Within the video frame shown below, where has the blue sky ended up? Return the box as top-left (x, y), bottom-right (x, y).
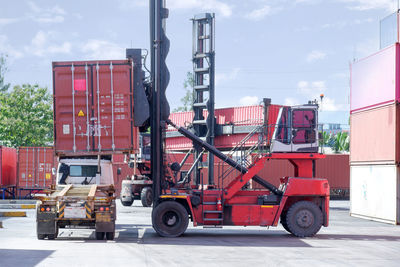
top-left (0, 0), bottom-right (397, 126)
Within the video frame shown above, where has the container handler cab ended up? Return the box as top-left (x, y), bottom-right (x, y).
top-left (36, 156), bottom-right (116, 240)
top-left (144, 0), bottom-right (329, 238)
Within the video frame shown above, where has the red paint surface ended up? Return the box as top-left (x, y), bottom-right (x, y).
top-left (0, 146), bottom-right (17, 187)
top-left (17, 147), bottom-right (57, 189)
top-left (53, 60), bottom-right (139, 155)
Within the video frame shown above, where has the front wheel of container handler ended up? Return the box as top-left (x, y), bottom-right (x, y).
top-left (286, 201), bottom-right (323, 237)
top-left (95, 231), bottom-right (105, 240)
top-left (280, 211), bottom-right (291, 234)
top-left (141, 187), bottom-right (153, 207)
top-left (152, 201), bottom-right (189, 237)
top-left (106, 232), bottom-right (115, 240)
top-left (121, 199), bottom-right (134, 206)
top-left (47, 234), bottom-right (56, 240)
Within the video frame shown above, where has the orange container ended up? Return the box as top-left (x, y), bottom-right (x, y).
top-left (350, 103), bottom-right (400, 164)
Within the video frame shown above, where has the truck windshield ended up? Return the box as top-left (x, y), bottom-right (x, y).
top-left (69, 165), bottom-right (98, 177)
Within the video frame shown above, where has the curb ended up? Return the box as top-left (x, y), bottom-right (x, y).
top-left (0, 204), bottom-right (36, 209)
top-left (0, 211), bottom-right (27, 217)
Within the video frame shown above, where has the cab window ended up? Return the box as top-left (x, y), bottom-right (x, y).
top-left (69, 165), bottom-right (99, 177)
top-left (292, 109), bottom-right (316, 144)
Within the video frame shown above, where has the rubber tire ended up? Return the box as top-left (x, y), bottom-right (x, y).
top-left (152, 201), bottom-right (189, 237)
top-left (121, 199), bottom-right (134, 206)
top-left (95, 231), bottom-right (105, 240)
top-left (47, 234), bottom-right (56, 240)
top-left (141, 187), bottom-right (153, 207)
top-left (106, 232), bottom-right (115, 240)
top-left (286, 201), bottom-right (323, 237)
top-left (280, 212), bottom-right (291, 233)
top-left (37, 233), bottom-right (45, 240)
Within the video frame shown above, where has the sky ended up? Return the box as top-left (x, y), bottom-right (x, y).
top-left (0, 0), bottom-right (398, 127)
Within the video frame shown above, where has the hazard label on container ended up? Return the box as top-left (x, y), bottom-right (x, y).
top-left (78, 110), bottom-right (85, 117)
top-left (63, 124), bottom-right (70, 134)
top-left (45, 173), bottom-right (51, 180)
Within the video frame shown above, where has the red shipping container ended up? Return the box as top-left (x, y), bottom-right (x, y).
top-left (166, 104), bottom-right (282, 150)
top-left (17, 147), bottom-right (56, 189)
top-left (0, 146), bottom-right (17, 187)
top-left (53, 60), bottom-right (139, 155)
top-left (350, 103), bottom-right (400, 164)
top-left (351, 44), bottom-right (400, 113)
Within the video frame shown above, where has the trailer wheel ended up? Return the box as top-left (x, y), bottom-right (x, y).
top-left (95, 231), bottom-right (105, 240)
top-left (37, 233), bottom-right (45, 240)
top-left (286, 201), bottom-right (323, 237)
top-left (121, 199), bottom-right (134, 206)
top-left (106, 232), bottom-right (115, 240)
top-left (152, 201), bottom-right (189, 237)
top-left (141, 187), bottom-right (153, 207)
top-left (47, 234), bottom-right (56, 240)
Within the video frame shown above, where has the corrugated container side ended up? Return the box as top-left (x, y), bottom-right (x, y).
top-left (17, 147), bottom-right (56, 189)
top-left (112, 163), bottom-right (132, 197)
top-left (350, 164), bottom-right (399, 224)
top-left (0, 146), bottom-right (17, 187)
top-left (253, 155), bottom-right (349, 193)
top-left (351, 43), bottom-right (399, 113)
top-left (166, 105), bottom-right (282, 150)
top-left (350, 103), bottom-right (400, 163)
top-left (53, 60), bottom-right (139, 155)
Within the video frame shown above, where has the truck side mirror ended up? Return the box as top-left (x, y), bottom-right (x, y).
top-left (52, 168), bottom-right (56, 175)
top-left (117, 168), bottom-right (122, 175)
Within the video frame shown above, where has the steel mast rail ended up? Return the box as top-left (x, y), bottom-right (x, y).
top-left (166, 119), bottom-right (283, 195)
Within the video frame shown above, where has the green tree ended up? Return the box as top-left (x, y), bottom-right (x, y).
top-left (0, 84), bottom-right (53, 147)
top-left (0, 54), bottom-right (10, 92)
top-left (173, 71), bottom-right (194, 112)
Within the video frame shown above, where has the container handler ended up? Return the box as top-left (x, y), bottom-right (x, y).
top-left (36, 157), bottom-right (116, 240)
top-left (146, 0), bottom-right (330, 238)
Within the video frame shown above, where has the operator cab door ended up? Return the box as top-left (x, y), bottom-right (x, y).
top-left (271, 105), bottom-right (319, 153)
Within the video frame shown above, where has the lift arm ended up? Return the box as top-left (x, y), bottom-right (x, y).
top-left (167, 120), bottom-right (283, 195)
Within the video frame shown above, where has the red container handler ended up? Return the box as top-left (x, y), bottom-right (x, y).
top-left (17, 147), bottom-right (57, 197)
top-left (0, 146), bottom-right (17, 186)
top-left (53, 60), bottom-right (139, 156)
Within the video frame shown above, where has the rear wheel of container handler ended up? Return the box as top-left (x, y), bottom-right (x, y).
top-left (286, 201), bottom-right (323, 237)
top-left (121, 199), bottom-right (134, 206)
top-left (141, 187), bottom-right (153, 207)
top-left (152, 201), bottom-right (189, 237)
top-left (106, 232), bottom-right (115, 240)
top-left (95, 231), bottom-right (105, 240)
top-left (37, 233), bottom-right (45, 240)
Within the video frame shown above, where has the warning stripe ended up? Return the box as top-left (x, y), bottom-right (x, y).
top-left (59, 202), bottom-right (65, 218)
top-left (85, 203), bottom-right (92, 219)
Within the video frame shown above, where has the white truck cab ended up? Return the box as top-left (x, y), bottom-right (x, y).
top-left (56, 158), bottom-right (114, 186)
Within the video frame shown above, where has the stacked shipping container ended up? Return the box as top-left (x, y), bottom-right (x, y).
top-left (0, 146), bottom-right (17, 198)
top-left (350, 43), bottom-right (400, 224)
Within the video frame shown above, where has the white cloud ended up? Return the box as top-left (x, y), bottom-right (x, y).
top-left (216, 68), bottom-right (240, 85)
top-left (82, 40), bottom-right (125, 59)
top-left (0, 18), bottom-right (20, 26)
top-left (245, 5), bottom-right (272, 20)
top-left (25, 31), bottom-right (71, 57)
top-left (284, 97), bottom-right (300, 106)
top-left (121, 0), bottom-right (233, 17)
top-left (339, 0), bottom-right (395, 11)
top-left (297, 80), bottom-right (327, 95)
top-left (320, 96), bottom-right (343, 111)
top-left (27, 1), bottom-right (66, 24)
top-left (0, 35), bottom-right (23, 59)
top-left (239, 96), bottom-right (259, 106)
top-left (354, 38), bottom-right (379, 59)
top-left (306, 50), bottom-right (326, 62)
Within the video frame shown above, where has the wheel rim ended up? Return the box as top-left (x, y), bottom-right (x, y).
top-left (295, 209), bottom-right (314, 228)
top-left (162, 211), bottom-right (180, 227)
